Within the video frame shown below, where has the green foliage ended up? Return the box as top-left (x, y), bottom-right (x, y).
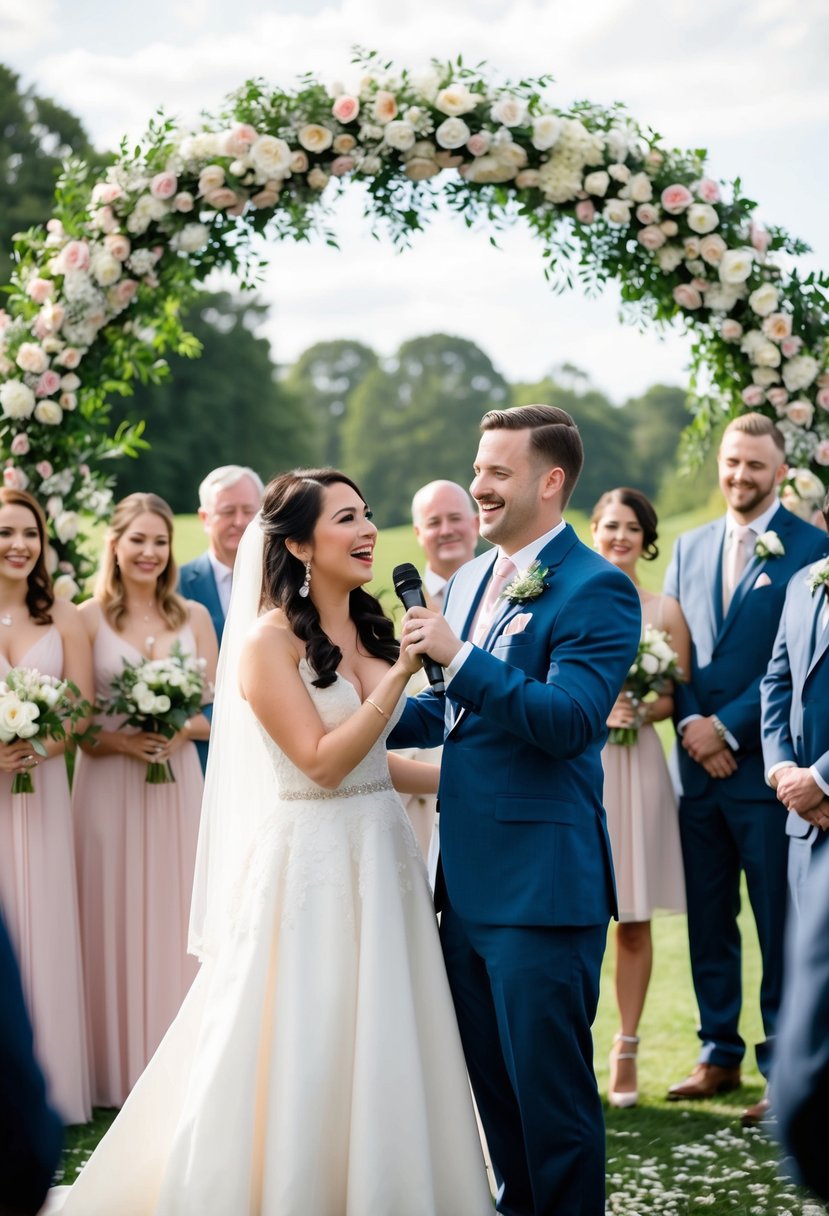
top-left (284, 339), bottom-right (379, 467)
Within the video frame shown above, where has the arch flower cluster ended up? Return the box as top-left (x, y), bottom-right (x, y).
top-left (1, 52), bottom-right (827, 582)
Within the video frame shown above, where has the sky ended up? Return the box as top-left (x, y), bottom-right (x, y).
top-left (1, 0), bottom-right (827, 403)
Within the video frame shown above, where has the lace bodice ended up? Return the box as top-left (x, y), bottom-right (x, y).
top-left (256, 658), bottom-right (403, 800)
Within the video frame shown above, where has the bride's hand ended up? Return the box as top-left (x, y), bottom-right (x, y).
top-left (607, 692), bottom-right (639, 729)
top-left (397, 633), bottom-right (423, 677)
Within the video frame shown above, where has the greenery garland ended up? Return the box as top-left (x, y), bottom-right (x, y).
top-left (1, 50), bottom-right (828, 585)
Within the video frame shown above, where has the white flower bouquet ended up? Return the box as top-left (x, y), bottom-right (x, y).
top-left (0, 666), bottom-right (91, 794)
top-left (609, 625), bottom-right (684, 747)
top-left (103, 642), bottom-right (207, 784)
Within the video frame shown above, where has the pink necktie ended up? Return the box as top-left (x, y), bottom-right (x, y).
top-left (472, 556), bottom-right (516, 645)
top-left (723, 525), bottom-right (751, 613)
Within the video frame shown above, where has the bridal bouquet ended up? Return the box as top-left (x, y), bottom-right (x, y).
top-left (609, 625), bottom-right (684, 747)
top-left (103, 643), bottom-right (207, 784)
top-left (0, 667), bottom-right (91, 794)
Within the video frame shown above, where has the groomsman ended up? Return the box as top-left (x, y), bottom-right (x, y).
top-left (664, 413), bottom-right (829, 1124)
top-left (179, 465), bottom-right (263, 769)
top-left (761, 489), bottom-right (829, 918)
top-left (398, 480), bottom-right (479, 863)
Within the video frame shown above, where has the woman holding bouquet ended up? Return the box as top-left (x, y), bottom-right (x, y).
top-left (591, 487), bottom-right (690, 1108)
top-left (73, 492), bottom-right (217, 1108)
top-left (0, 487), bottom-right (93, 1124)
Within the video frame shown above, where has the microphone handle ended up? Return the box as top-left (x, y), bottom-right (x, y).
top-left (398, 587), bottom-right (446, 696)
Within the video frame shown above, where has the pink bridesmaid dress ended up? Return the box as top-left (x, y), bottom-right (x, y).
top-left (0, 626), bottom-right (91, 1124)
top-left (72, 619), bottom-right (204, 1108)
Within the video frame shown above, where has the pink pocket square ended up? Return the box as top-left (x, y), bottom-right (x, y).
top-left (753, 572), bottom-right (772, 589)
top-left (503, 612), bottom-right (533, 636)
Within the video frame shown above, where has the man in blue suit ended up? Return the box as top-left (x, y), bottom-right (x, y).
top-left (391, 405), bottom-right (641, 1216)
top-left (664, 413), bottom-right (829, 1122)
top-left (179, 465), bottom-right (263, 769)
top-left (761, 490), bottom-right (829, 918)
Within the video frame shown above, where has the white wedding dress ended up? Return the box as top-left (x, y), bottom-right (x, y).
top-left (48, 660), bottom-right (492, 1216)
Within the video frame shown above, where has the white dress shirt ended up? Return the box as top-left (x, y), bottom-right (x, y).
top-left (207, 551), bottom-right (233, 617)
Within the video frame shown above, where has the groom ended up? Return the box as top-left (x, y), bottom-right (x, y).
top-left (390, 405), bottom-right (641, 1216)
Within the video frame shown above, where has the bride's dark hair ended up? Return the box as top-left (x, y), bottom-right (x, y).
top-left (260, 469), bottom-right (399, 687)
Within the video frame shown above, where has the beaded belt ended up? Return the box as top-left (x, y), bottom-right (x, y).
top-left (279, 777), bottom-right (394, 802)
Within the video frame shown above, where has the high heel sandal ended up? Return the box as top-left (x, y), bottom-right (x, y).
top-left (608, 1033), bottom-right (639, 1109)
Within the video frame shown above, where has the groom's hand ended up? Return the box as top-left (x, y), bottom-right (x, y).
top-left (402, 607), bottom-right (462, 668)
top-left (682, 716), bottom-right (730, 762)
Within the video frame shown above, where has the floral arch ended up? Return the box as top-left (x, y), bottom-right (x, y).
top-left (1, 52), bottom-right (828, 587)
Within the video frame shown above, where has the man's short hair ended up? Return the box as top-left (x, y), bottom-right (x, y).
top-left (480, 404), bottom-right (584, 507)
top-left (198, 465), bottom-right (264, 512)
top-left (410, 480), bottom-right (476, 526)
top-left (722, 412), bottom-right (786, 457)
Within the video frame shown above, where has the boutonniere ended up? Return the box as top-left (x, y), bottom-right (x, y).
top-left (755, 530), bottom-right (784, 559)
top-left (807, 556), bottom-right (829, 595)
top-left (501, 561), bottom-right (549, 603)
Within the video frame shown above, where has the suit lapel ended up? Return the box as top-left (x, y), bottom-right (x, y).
top-left (807, 590), bottom-right (829, 679)
top-left (708, 519), bottom-right (726, 639)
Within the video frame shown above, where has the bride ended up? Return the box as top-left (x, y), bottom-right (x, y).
top-left (48, 469), bottom-right (492, 1215)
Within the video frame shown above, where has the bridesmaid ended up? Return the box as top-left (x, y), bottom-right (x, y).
top-left (73, 492), bottom-right (218, 1107)
top-left (0, 487), bottom-right (93, 1124)
top-left (591, 487), bottom-right (690, 1108)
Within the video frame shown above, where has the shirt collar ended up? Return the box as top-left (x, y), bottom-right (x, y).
top-left (726, 499), bottom-right (779, 541)
top-left (498, 519), bottom-right (567, 576)
top-left (207, 550), bottom-right (233, 586)
top-left (423, 566), bottom-right (448, 599)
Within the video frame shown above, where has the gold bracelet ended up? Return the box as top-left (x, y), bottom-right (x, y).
top-left (365, 697), bottom-right (390, 722)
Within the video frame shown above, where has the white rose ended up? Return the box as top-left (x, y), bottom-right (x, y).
top-left (298, 124), bottom-right (334, 153)
top-left (137, 693), bottom-right (156, 714)
top-left (383, 120), bottom-right (416, 151)
top-left (686, 203), bottom-right (719, 234)
top-left (53, 574), bottom-right (79, 600)
top-left (250, 135), bottom-right (292, 179)
top-left (435, 117), bottom-right (471, 150)
top-left (404, 157), bottom-right (441, 182)
top-left (603, 198), bottom-right (632, 226)
top-left (583, 170), bottom-right (609, 197)
top-left (153, 695), bottom-right (171, 714)
top-left (782, 354), bottom-right (820, 393)
top-left (608, 163), bottom-right (631, 183)
top-left (54, 510), bottom-right (80, 542)
top-left (307, 168), bottom-right (329, 190)
top-left (491, 95), bottom-right (526, 127)
top-left (705, 283), bottom-right (745, 312)
top-left (16, 720), bottom-right (39, 739)
top-left (639, 652), bottom-right (660, 676)
top-left (90, 249), bottom-right (121, 287)
top-left (719, 248), bottom-right (754, 284)
top-left (0, 380), bottom-right (36, 419)
top-left (627, 172), bottom-right (653, 203)
top-left (752, 367), bottom-right (781, 387)
top-left (531, 114), bottom-right (562, 151)
top-left (33, 400), bottom-right (63, 426)
top-left (461, 155), bottom-right (516, 184)
top-left (786, 399), bottom-right (815, 428)
top-left (748, 283), bottom-right (779, 317)
top-left (434, 82), bottom-right (476, 117)
top-left (720, 319), bottom-right (743, 342)
top-left (753, 341), bottom-right (782, 368)
top-left (197, 164), bottom-right (225, 194)
top-left (793, 468), bottom-right (825, 500)
top-left (699, 234), bottom-right (727, 265)
top-left (174, 223), bottom-right (210, 253)
top-left (656, 245), bottom-right (685, 273)
top-left (16, 342), bottom-right (48, 374)
top-left (0, 698), bottom-right (25, 734)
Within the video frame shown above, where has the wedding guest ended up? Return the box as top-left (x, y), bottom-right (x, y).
top-left (179, 465), bottom-right (262, 770)
top-left (0, 487), bottom-right (92, 1125)
top-left (591, 488), bottom-right (689, 1108)
top-left (761, 489), bottom-right (829, 919)
top-left (398, 480), bottom-right (478, 863)
top-left (0, 907), bottom-right (62, 1216)
top-left (73, 492), bottom-right (218, 1107)
top-left (664, 414), bottom-right (829, 1125)
top-left (46, 470), bottom-right (491, 1215)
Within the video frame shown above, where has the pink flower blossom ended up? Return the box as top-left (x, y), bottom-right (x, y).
top-left (290, 151), bottom-right (310, 174)
top-left (672, 283), bottom-right (702, 310)
top-left (750, 222), bottom-right (771, 254)
top-left (466, 132), bottom-right (490, 157)
top-left (26, 277), bottom-right (54, 304)
top-left (721, 319), bottom-right (743, 342)
top-left (204, 187), bottom-right (240, 210)
top-left (251, 189), bottom-right (280, 209)
top-left (223, 123), bottom-right (258, 156)
top-left (574, 199), bottom-right (596, 224)
top-left (741, 384), bottom-right (765, 406)
top-left (638, 225), bottom-right (667, 251)
top-left (108, 278), bottom-right (138, 310)
top-left (35, 370), bottom-right (61, 398)
top-left (36, 460), bottom-right (53, 479)
top-left (816, 441), bottom-right (829, 467)
top-left (697, 178), bottom-right (721, 203)
top-left (10, 433), bottom-right (29, 456)
top-left (150, 171), bottom-right (178, 200)
top-left (781, 336), bottom-right (804, 358)
top-left (332, 95), bottom-right (359, 123)
top-left (91, 182), bottom-right (124, 206)
top-left (816, 388), bottom-right (829, 410)
top-left (56, 347), bottom-right (81, 369)
top-left (766, 387), bottom-right (789, 410)
top-left (635, 203), bottom-right (659, 225)
top-left (330, 156), bottom-right (355, 177)
top-left (104, 234), bottom-right (131, 261)
top-left (3, 466), bottom-right (27, 490)
top-left (56, 240), bottom-right (90, 273)
top-left (173, 192), bottom-right (195, 213)
top-left (661, 184), bottom-right (694, 215)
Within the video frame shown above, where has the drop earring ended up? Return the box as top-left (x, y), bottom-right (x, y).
top-left (299, 560), bottom-right (311, 598)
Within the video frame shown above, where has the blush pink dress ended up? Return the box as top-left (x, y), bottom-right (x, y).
top-left (72, 618), bottom-right (204, 1108)
top-left (601, 594), bottom-right (686, 922)
top-left (0, 626), bottom-right (91, 1124)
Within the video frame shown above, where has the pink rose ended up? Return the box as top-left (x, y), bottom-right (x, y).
top-left (79, 464), bottom-right (90, 477)
top-left (466, 132), bottom-right (490, 157)
top-left (372, 91), bottom-right (398, 124)
top-left (816, 441), bottom-right (829, 467)
top-left (150, 171), bottom-right (178, 200)
top-left (333, 134), bottom-right (356, 154)
top-left (57, 240), bottom-right (90, 273)
top-left (672, 283), bottom-right (703, 310)
top-left (59, 391), bottom-right (77, 411)
top-left (16, 343), bottom-right (48, 374)
top-left (766, 387), bottom-right (789, 410)
top-left (56, 347), bottom-right (81, 369)
top-left (816, 388), bottom-right (829, 410)
top-left (92, 205), bottom-right (119, 234)
top-left (781, 336), bottom-right (803, 358)
top-left (26, 278), bottom-right (54, 304)
top-left (660, 220), bottom-right (679, 237)
top-left (290, 151), bottom-right (310, 174)
top-left (574, 199), bottom-right (596, 224)
top-left (204, 187), bottom-right (240, 210)
top-left (10, 433), bottom-right (29, 456)
top-left (35, 370), bottom-right (61, 397)
top-left (699, 234), bottom-right (727, 265)
top-left (762, 313), bottom-right (792, 342)
top-left (750, 222), bottom-right (770, 254)
top-left (638, 225), bottom-right (667, 251)
top-left (91, 182), bottom-right (123, 206)
top-left (741, 384), bottom-right (765, 406)
top-left (3, 467), bottom-right (27, 490)
top-left (250, 189), bottom-right (280, 209)
top-left (332, 95), bottom-right (359, 123)
top-left (697, 177), bottom-right (721, 203)
top-left (36, 460), bottom-right (53, 479)
top-left (721, 319), bottom-right (743, 342)
top-left (173, 192), bottom-right (195, 213)
top-left (661, 184), bottom-right (694, 215)
top-left (330, 156), bottom-right (355, 177)
top-left (109, 278), bottom-right (138, 309)
top-left (222, 123), bottom-right (258, 156)
top-left (635, 203), bottom-right (659, 225)
top-left (104, 233), bottom-right (131, 261)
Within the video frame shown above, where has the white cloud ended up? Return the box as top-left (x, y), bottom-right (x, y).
top-left (0, 0), bottom-right (56, 53)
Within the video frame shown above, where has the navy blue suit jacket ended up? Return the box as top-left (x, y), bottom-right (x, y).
top-left (762, 563), bottom-right (829, 841)
top-left (664, 505), bottom-right (829, 801)
top-left (178, 552), bottom-right (223, 770)
top-left (389, 524), bottom-right (641, 927)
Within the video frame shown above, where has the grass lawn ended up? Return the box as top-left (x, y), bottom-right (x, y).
top-left (61, 503), bottom-right (825, 1210)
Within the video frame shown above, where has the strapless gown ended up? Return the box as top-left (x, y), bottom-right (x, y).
top-left (71, 619), bottom-right (203, 1107)
top-left (48, 660), bottom-right (492, 1214)
top-left (0, 626), bottom-right (91, 1124)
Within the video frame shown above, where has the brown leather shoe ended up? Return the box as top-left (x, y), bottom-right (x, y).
top-left (740, 1094), bottom-right (771, 1127)
top-left (667, 1063), bottom-right (742, 1100)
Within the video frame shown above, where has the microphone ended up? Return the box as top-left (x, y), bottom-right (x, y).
top-left (392, 563), bottom-right (446, 696)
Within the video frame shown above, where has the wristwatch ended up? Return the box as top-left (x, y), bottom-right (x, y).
top-left (710, 714), bottom-right (728, 742)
